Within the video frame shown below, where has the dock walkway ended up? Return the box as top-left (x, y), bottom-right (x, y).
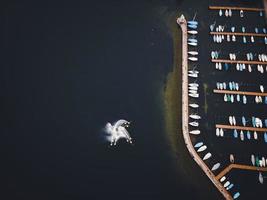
top-left (177, 15), bottom-right (232, 200)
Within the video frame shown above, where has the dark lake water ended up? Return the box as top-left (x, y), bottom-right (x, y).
top-left (1, 0), bottom-right (266, 199)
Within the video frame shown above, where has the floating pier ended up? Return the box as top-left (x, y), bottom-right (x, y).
top-left (210, 31), bottom-right (267, 37)
top-left (213, 89), bottom-right (267, 97)
top-left (209, 6), bottom-right (264, 12)
top-left (211, 59), bottom-right (267, 65)
top-left (216, 124), bottom-right (267, 132)
top-left (216, 163), bottom-right (267, 180)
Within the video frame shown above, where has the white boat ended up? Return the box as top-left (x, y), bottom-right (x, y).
top-left (189, 93), bottom-right (199, 98)
top-left (189, 114), bottom-right (201, 120)
top-left (220, 176), bottom-right (226, 182)
top-left (189, 121), bottom-right (199, 127)
top-left (188, 57), bottom-right (198, 61)
top-left (188, 51), bottom-right (198, 56)
top-left (230, 154), bottom-right (234, 163)
top-left (189, 86), bottom-right (198, 91)
top-left (243, 95), bottom-right (247, 104)
top-left (259, 172), bottom-right (264, 184)
top-left (219, 9), bottom-right (222, 16)
top-left (248, 64), bottom-right (252, 72)
top-left (224, 94), bottom-right (227, 102)
top-left (211, 163), bottom-right (220, 171)
top-left (189, 83), bottom-right (199, 87)
top-left (262, 157), bottom-right (266, 167)
top-left (254, 131), bottom-right (258, 140)
top-left (188, 42), bottom-right (197, 46)
top-left (188, 30), bottom-right (198, 35)
top-left (224, 181), bottom-right (230, 188)
top-left (229, 116), bottom-right (233, 125)
top-left (232, 116), bottom-right (236, 125)
top-left (203, 152), bottom-right (212, 160)
top-left (194, 142), bottom-right (203, 148)
top-left (188, 70), bottom-right (199, 74)
top-left (188, 73), bottom-right (198, 78)
top-left (189, 103), bottom-right (199, 108)
top-left (240, 130), bottom-right (244, 141)
top-left (197, 145), bottom-right (207, 152)
top-left (223, 82), bottom-right (227, 90)
top-left (233, 192), bottom-right (240, 199)
top-left (251, 154), bottom-right (255, 166)
top-left (190, 130), bottom-right (201, 135)
top-left (260, 85), bottom-right (264, 93)
top-left (230, 95), bottom-right (234, 103)
top-left (216, 128), bottom-right (220, 136)
top-left (189, 90), bottom-right (198, 94)
top-left (219, 128), bottom-right (224, 137)
top-left (259, 160), bottom-right (263, 167)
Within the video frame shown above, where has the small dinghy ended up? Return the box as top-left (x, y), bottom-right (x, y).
top-left (194, 142), bottom-right (203, 148)
top-left (203, 152), bottom-right (212, 160)
top-left (197, 145), bottom-right (207, 152)
top-left (211, 163), bottom-right (220, 171)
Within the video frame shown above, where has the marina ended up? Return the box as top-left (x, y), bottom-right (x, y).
top-left (178, 1), bottom-right (267, 199)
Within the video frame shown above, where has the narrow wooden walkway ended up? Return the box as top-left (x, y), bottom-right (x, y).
top-left (211, 59), bottom-right (267, 65)
top-left (216, 164), bottom-right (267, 180)
top-left (210, 31), bottom-right (267, 37)
top-left (209, 6), bottom-right (264, 12)
top-left (216, 124), bottom-right (267, 132)
top-left (213, 89), bottom-right (267, 97)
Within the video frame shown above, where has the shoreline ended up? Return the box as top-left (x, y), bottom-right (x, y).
top-left (176, 15), bottom-right (233, 200)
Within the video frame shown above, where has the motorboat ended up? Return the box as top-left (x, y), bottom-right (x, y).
top-left (189, 93), bottom-right (199, 98)
top-left (233, 129), bottom-right (238, 138)
top-left (188, 57), bottom-right (198, 61)
top-left (233, 192), bottom-right (240, 199)
top-left (252, 116), bottom-right (256, 127)
top-left (203, 152), bottom-right (212, 160)
top-left (224, 181), bottom-right (230, 188)
top-left (254, 131), bottom-right (258, 140)
top-left (229, 116), bottom-right (233, 125)
top-left (226, 183), bottom-right (234, 191)
top-left (189, 121), bottom-right (199, 127)
top-left (220, 176), bottom-right (226, 182)
top-left (188, 70), bottom-right (199, 74)
top-left (231, 26), bottom-right (235, 32)
top-left (230, 154), bottom-right (234, 163)
top-left (235, 83), bottom-right (239, 90)
top-left (259, 172), bottom-right (264, 184)
top-left (240, 130), bottom-right (244, 141)
top-left (211, 163), bottom-right (220, 171)
top-left (216, 82), bottom-right (220, 89)
top-left (188, 42), bottom-right (197, 47)
top-left (242, 116), bottom-right (246, 126)
top-left (219, 128), bottom-right (224, 137)
top-left (248, 64), bottom-right (252, 72)
top-left (188, 51), bottom-right (198, 56)
top-left (189, 114), bottom-right (201, 120)
top-left (223, 82), bottom-right (227, 90)
top-left (216, 128), bottom-right (220, 137)
top-left (197, 145), bottom-right (207, 152)
top-left (189, 83), bottom-right (199, 87)
top-left (246, 131), bottom-right (251, 140)
top-left (189, 103), bottom-right (199, 108)
top-left (190, 130), bottom-right (201, 135)
top-left (229, 82), bottom-right (233, 90)
top-left (188, 30), bottom-right (198, 35)
top-left (194, 142), bottom-right (203, 148)
top-left (251, 154), bottom-right (255, 166)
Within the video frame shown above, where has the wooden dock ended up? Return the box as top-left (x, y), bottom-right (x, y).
top-left (210, 31), bottom-right (267, 37)
top-left (177, 15), bottom-right (233, 200)
top-left (213, 89), bottom-right (267, 97)
top-left (216, 164), bottom-right (267, 180)
top-left (216, 124), bottom-right (267, 132)
top-left (209, 6), bottom-right (264, 12)
top-left (211, 59), bottom-right (267, 65)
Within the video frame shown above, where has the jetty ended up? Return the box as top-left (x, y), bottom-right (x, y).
top-left (216, 163), bottom-right (267, 180)
top-left (177, 15), bottom-right (232, 200)
top-left (216, 124), bottom-right (267, 132)
top-left (210, 32), bottom-right (267, 37)
top-left (213, 89), bottom-right (267, 97)
top-left (208, 6), bottom-right (264, 12)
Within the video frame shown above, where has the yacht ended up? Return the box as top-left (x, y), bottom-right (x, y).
top-left (189, 93), bottom-right (199, 98)
top-left (189, 114), bottom-right (201, 120)
top-left (188, 57), bottom-right (198, 61)
top-left (203, 152), bottom-right (212, 161)
top-left (194, 142), bottom-right (203, 148)
top-left (251, 154), bottom-right (255, 166)
top-left (188, 30), bottom-right (198, 35)
top-left (188, 51), bottom-right (198, 56)
top-left (211, 163), bottom-right (220, 171)
top-left (190, 130), bottom-right (201, 135)
top-left (189, 121), bottom-right (199, 127)
top-left (189, 103), bottom-right (199, 108)
top-left (197, 145), bottom-right (207, 152)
